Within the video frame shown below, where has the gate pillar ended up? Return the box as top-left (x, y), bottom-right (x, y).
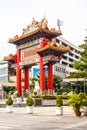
top-left (16, 48), bottom-right (21, 95)
top-left (39, 54), bottom-right (45, 93)
top-left (48, 62), bottom-right (53, 94)
top-left (24, 66), bottom-right (29, 91)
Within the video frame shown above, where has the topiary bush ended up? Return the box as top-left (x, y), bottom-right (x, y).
top-left (16, 92), bottom-right (21, 98)
top-left (56, 95), bottom-right (63, 107)
top-left (23, 92), bottom-right (28, 98)
top-left (6, 96), bottom-right (13, 105)
top-left (26, 97), bottom-right (34, 106)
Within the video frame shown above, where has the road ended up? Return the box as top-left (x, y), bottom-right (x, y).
top-left (0, 107), bottom-right (87, 130)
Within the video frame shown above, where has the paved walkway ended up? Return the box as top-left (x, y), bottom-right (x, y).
top-left (0, 106), bottom-right (87, 130)
top-left (0, 106), bottom-right (75, 116)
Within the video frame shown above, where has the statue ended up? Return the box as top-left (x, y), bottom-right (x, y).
top-left (31, 17), bottom-right (37, 28)
top-left (34, 81), bottom-right (40, 94)
top-left (40, 14), bottom-right (48, 29)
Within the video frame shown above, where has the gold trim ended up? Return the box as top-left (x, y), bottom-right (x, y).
top-left (8, 28), bottom-right (62, 43)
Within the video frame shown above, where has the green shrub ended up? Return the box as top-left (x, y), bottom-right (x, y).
top-left (26, 97), bottom-right (34, 106)
top-left (57, 87), bottom-right (71, 95)
top-left (23, 92), bottom-right (28, 98)
top-left (6, 96), bottom-right (13, 105)
top-left (42, 94), bottom-right (56, 99)
top-left (56, 95), bottom-right (63, 107)
top-left (3, 86), bottom-right (15, 94)
top-left (32, 95), bottom-right (41, 98)
top-left (33, 91), bottom-right (37, 96)
top-left (67, 92), bottom-right (87, 116)
top-left (16, 92), bottom-right (21, 97)
top-left (61, 95), bottom-right (70, 99)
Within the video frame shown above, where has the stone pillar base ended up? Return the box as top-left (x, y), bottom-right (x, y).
top-left (40, 90), bottom-right (45, 95)
top-left (48, 89), bottom-right (53, 94)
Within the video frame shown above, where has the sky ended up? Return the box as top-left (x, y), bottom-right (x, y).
top-left (0, 0), bottom-right (87, 60)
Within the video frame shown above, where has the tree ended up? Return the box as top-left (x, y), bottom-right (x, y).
top-left (73, 36), bottom-right (87, 73)
top-left (3, 86), bottom-right (16, 97)
top-left (53, 75), bottom-right (62, 92)
top-left (68, 71), bottom-right (87, 78)
top-left (30, 74), bottom-right (62, 92)
top-left (72, 36), bottom-right (87, 93)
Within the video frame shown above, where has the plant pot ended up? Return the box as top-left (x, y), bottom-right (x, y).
top-left (23, 98), bottom-right (27, 103)
top-left (26, 106), bottom-right (33, 114)
top-left (56, 106), bottom-right (63, 115)
top-left (74, 108), bottom-right (81, 117)
top-left (6, 105), bottom-right (13, 113)
top-left (16, 98), bottom-right (22, 103)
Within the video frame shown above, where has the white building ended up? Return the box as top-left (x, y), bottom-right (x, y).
top-left (0, 61), bottom-right (16, 82)
top-left (0, 61), bottom-right (8, 82)
top-left (53, 36), bottom-right (81, 78)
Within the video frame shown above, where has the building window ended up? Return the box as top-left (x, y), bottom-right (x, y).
top-left (0, 76), bottom-right (8, 82)
top-left (69, 52), bottom-right (73, 57)
top-left (0, 67), bottom-right (8, 75)
top-left (69, 58), bottom-right (74, 62)
top-left (62, 55), bottom-right (67, 60)
top-left (75, 55), bottom-right (79, 59)
top-left (62, 61), bottom-right (68, 66)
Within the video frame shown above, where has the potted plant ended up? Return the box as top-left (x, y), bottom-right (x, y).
top-left (26, 97), bottom-right (34, 114)
top-left (6, 96), bottom-right (13, 113)
top-left (23, 92), bottom-right (28, 103)
top-left (16, 92), bottom-right (21, 97)
top-left (67, 92), bottom-right (87, 117)
top-left (16, 92), bottom-right (21, 103)
top-left (56, 95), bottom-right (63, 115)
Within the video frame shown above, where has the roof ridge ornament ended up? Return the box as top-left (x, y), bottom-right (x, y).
top-left (8, 17), bottom-right (62, 43)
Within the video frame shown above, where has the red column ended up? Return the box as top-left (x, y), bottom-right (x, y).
top-left (48, 62), bottom-right (53, 94)
top-left (24, 66), bottom-right (29, 91)
top-left (39, 54), bottom-right (45, 93)
top-left (16, 48), bottom-right (21, 95)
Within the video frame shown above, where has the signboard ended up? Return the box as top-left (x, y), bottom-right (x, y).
top-left (21, 45), bottom-right (39, 65)
top-left (42, 99), bottom-right (56, 106)
top-left (54, 63), bottom-right (66, 78)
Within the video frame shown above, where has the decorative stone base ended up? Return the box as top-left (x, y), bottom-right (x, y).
top-left (42, 98), bottom-right (56, 106)
top-left (33, 98), bottom-right (56, 106)
top-left (33, 98), bottom-right (42, 106)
